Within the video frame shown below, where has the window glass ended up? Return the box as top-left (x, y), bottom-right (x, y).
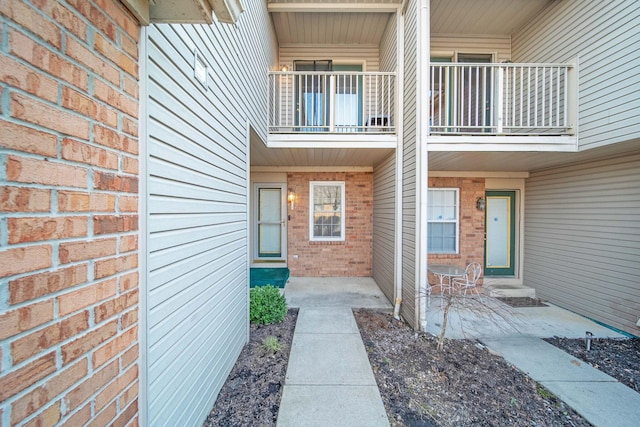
top-left (310, 182), bottom-right (345, 241)
top-left (427, 188), bottom-right (459, 253)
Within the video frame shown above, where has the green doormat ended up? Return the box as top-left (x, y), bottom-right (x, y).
top-left (250, 268), bottom-right (290, 288)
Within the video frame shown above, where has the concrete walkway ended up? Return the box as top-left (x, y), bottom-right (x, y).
top-left (277, 278), bottom-right (391, 427)
top-left (279, 280), bottom-right (640, 426)
top-left (426, 296), bottom-right (640, 426)
top-left (481, 336), bottom-right (640, 427)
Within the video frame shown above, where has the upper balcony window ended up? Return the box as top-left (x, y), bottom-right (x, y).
top-left (269, 62), bottom-right (396, 135)
top-left (430, 59), bottom-right (576, 136)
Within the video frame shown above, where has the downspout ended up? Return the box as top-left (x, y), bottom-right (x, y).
top-left (138, 24), bottom-right (149, 427)
top-left (394, 6), bottom-right (405, 320)
top-left (416, 0), bottom-right (430, 332)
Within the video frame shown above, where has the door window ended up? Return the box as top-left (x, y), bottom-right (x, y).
top-left (256, 186), bottom-right (286, 260)
top-left (294, 60), bottom-right (332, 131)
top-left (334, 64), bottom-right (363, 132)
top-left (457, 53), bottom-right (493, 132)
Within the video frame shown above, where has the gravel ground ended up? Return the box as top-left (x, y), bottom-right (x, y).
top-left (545, 336), bottom-right (640, 393)
top-left (355, 309), bottom-right (590, 427)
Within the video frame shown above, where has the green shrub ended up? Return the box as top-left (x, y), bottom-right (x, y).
top-left (250, 285), bottom-right (287, 325)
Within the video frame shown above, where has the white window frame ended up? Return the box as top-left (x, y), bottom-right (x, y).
top-left (427, 188), bottom-right (459, 254)
top-left (309, 181), bottom-right (346, 242)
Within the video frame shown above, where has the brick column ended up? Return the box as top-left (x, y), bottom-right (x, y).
top-left (0, 1), bottom-right (140, 425)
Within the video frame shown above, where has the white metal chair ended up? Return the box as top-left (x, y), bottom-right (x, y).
top-left (452, 262), bottom-right (482, 298)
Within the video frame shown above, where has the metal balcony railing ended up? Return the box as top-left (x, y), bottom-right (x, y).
top-left (430, 62), bottom-right (576, 135)
top-left (268, 71), bottom-right (396, 134)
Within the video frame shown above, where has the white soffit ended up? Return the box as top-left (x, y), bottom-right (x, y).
top-left (429, 140), bottom-right (640, 172)
top-left (250, 137), bottom-right (393, 167)
top-left (121, 0), bottom-right (149, 24)
top-left (431, 0), bottom-right (554, 35)
top-left (271, 11), bottom-right (392, 44)
top-left (149, 0), bottom-right (213, 23)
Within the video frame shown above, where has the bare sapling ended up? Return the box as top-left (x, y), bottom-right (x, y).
top-left (425, 285), bottom-right (521, 351)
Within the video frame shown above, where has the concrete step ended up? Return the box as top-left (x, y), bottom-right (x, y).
top-left (482, 283), bottom-right (536, 298)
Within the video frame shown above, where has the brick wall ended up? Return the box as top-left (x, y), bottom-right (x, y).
top-left (0, 1), bottom-right (140, 426)
top-left (428, 177), bottom-right (485, 285)
top-left (287, 172), bottom-right (373, 277)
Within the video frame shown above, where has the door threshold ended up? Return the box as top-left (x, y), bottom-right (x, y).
top-left (251, 261), bottom-right (287, 268)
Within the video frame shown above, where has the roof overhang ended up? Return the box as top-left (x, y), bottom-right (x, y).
top-left (121, 0), bottom-right (243, 25)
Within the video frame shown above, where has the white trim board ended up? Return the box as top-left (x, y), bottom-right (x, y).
top-left (252, 166), bottom-right (374, 173)
top-left (430, 171), bottom-right (529, 178)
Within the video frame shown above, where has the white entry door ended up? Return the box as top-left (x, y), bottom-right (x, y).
top-left (254, 184), bottom-right (287, 262)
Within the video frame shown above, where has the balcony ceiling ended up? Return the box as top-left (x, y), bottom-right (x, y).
top-left (429, 140), bottom-right (640, 172)
top-left (250, 138), bottom-right (394, 167)
top-left (268, 0), bottom-right (400, 44)
top-left (271, 11), bottom-right (393, 44)
top-left (269, 0), bottom-right (554, 45)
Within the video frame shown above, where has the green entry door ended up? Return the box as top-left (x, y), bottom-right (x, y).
top-left (484, 191), bottom-right (516, 276)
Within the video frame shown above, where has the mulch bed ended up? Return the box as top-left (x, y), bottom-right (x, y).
top-left (204, 308), bottom-right (298, 426)
top-left (354, 309), bottom-right (589, 427)
top-left (205, 307), bottom-right (638, 427)
top-left (497, 297), bottom-right (548, 307)
top-left (545, 336), bottom-right (640, 393)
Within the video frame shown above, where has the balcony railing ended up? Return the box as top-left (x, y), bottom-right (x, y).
top-left (430, 62), bottom-right (576, 135)
top-left (269, 71), bottom-right (396, 134)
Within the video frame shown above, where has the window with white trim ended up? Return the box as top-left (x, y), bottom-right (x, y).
top-left (310, 181), bottom-right (345, 241)
top-left (427, 188), bottom-right (459, 253)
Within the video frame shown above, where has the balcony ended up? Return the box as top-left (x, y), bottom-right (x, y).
top-left (428, 62), bottom-right (578, 150)
top-left (267, 71), bottom-right (397, 148)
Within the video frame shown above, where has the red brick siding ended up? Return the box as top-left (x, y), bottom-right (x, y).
top-left (428, 177), bottom-right (485, 284)
top-left (287, 172), bottom-right (373, 277)
top-left (0, 1), bottom-right (140, 425)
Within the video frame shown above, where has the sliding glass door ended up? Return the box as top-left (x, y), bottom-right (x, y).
top-left (294, 60), bottom-right (332, 131)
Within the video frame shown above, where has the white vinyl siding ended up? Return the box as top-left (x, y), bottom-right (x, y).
top-left (373, 153), bottom-right (396, 305)
top-left (371, 13), bottom-right (398, 305)
top-left (524, 153), bottom-right (640, 336)
top-left (144, 3), bottom-right (277, 425)
top-left (379, 12), bottom-right (397, 72)
top-left (279, 44), bottom-right (379, 71)
top-left (401, 0), bottom-right (418, 328)
top-left (512, 0), bottom-right (640, 150)
top-left (431, 34), bottom-right (511, 62)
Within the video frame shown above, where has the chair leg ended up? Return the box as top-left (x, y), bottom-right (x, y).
top-left (471, 286), bottom-right (481, 299)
